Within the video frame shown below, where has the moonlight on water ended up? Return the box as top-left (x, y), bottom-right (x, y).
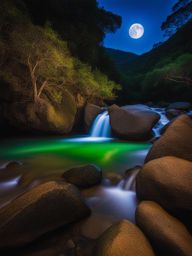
top-left (129, 23), bottom-right (144, 39)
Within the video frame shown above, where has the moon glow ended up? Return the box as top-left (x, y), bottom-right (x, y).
top-left (129, 23), bottom-right (144, 39)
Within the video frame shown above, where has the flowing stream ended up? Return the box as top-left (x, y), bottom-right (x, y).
top-left (0, 107), bottom-right (171, 238)
top-left (90, 111), bottom-right (111, 137)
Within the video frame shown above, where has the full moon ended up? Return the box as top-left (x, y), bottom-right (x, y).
top-left (129, 23), bottom-right (144, 39)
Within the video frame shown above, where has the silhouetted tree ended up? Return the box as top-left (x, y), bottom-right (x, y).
top-left (161, 0), bottom-right (192, 37)
top-left (18, 0), bottom-right (121, 79)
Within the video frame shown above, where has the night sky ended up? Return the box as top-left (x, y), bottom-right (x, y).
top-left (98, 0), bottom-right (178, 55)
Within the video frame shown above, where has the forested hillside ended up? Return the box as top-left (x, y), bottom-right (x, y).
top-left (0, 0), bottom-right (122, 133)
top-left (105, 48), bottom-right (138, 71)
top-left (120, 20), bottom-right (192, 103)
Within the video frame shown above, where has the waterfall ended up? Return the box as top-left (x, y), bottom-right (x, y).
top-left (151, 108), bottom-right (169, 137)
top-left (90, 111), bottom-right (111, 137)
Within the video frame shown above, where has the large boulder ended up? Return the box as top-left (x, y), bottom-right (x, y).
top-left (136, 156), bottom-right (192, 212)
top-left (62, 164), bottom-right (102, 188)
top-left (146, 115), bottom-right (192, 162)
top-left (167, 102), bottom-right (191, 111)
top-left (3, 88), bottom-right (77, 134)
top-left (84, 103), bottom-right (102, 130)
top-left (0, 181), bottom-right (90, 247)
top-left (94, 220), bottom-right (155, 256)
top-left (109, 104), bottom-right (160, 141)
top-left (136, 201), bottom-right (192, 256)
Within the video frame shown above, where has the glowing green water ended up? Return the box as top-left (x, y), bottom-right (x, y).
top-left (0, 137), bottom-right (150, 174)
top-left (0, 137), bottom-right (150, 219)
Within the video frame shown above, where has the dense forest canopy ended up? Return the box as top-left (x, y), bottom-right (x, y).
top-left (17, 0), bottom-right (122, 82)
top-left (111, 0), bottom-right (192, 104)
top-left (0, 0), bottom-right (121, 107)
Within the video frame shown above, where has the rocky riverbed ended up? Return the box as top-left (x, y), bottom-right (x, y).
top-left (0, 103), bottom-right (191, 256)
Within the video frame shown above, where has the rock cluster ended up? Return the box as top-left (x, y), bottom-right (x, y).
top-left (135, 114), bottom-right (192, 256)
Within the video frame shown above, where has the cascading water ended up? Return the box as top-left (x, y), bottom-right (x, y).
top-left (90, 111), bottom-right (111, 138)
top-left (152, 108), bottom-right (170, 137)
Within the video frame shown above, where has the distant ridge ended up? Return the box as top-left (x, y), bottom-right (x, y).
top-left (123, 20), bottom-right (192, 74)
top-left (105, 48), bottom-right (138, 71)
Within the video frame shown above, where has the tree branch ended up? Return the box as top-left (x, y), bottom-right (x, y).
top-left (166, 75), bottom-right (192, 85)
top-left (37, 80), bottom-right (48, 98)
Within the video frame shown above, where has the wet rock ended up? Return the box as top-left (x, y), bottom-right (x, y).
top-left (94, 220), bottom-right (155, 256)
top-left (103, 172), bottom-right (123, 186)
top-left (62, 165), bottom-right (102, 188)
top-left (0, 161), bottom-right (22, 182)
top-left (1, 161), bottom-right (22, 170)
top-left (84, 104), bottom-right (102, 130)
top-left (109, 104), bottom-right (160, 141)
top-left (167, 102), bottom-right (191, 111)
top-left (74, 213), bottom-right (114, 240)
top-left (136, 201), bottom-right (192, 256)
top-left (0, 181), bottom-right (90, 247)
top-left (136, 156), bottom-right (192, 212)
top-left (123, 166), bottom-right (141, 191)
top-left (145, 115), bottom-right (192, 162)
top-left (166, 108), bottom-right (185, 120)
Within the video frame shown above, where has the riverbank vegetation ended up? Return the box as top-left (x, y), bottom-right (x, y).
top-left (0, 0), bottom-right (121, 107)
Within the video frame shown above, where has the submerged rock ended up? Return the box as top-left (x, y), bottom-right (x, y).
top-left (145, 115), bottom-right (192, 162)
top-left (109, 104), bottom-right (160, 141)
top-left (136, 156), bottom-right (192, 212)
top-left (84, 103), bottom-right (102, 130)
top-left (0, 161), bottom-right (22, 182)
top-left (1, 161), bottom-right (22, 170)
top-left (94, 220), bottom-right (155, 256)
top-left (103, 172), bottom-right (123, 186)
top-left (166, 108), bottom-right (185, 120)
top-left (62, 164), bottom-right (102, 188)
top-left (136, 201), bottom-right (192, 256)
top-left (0, 181), bottom-right (90, 247)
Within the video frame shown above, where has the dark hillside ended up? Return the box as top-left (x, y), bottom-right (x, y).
top-left (105, 48), bottom-right (138, 71)
top-left (124, 20), bottom-right (192, 75)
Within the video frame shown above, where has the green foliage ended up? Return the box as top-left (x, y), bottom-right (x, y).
top-left (118, 20), bottom-right (192, 103)
top-left (0, 0), bottom-right (120, 103)
top-left (18, 0), bottom-right (122, 81)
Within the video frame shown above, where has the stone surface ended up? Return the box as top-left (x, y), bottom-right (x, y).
top-left (136, 201), bottom-right (192, 256)
top-left (94, 220), bottom-right (155, 256)
top-left (145, 115), bottom-right (192, 162)
top-left (84, 103), bottom-right (102, 130)
top-left (62, 164), bottom-right (102, 188)
top-left (136, 156), bottom-right (192, 212)
top-left (109, 104), bottom-right (160, 141)
top-left (103, 172), bottom-right (123, 186)
top-left (123, 166), bottom-right (141, 191)
top-left (0, 181), bottom-right (90, 247)
top-left (166, 108), bottom-right (185, 120)
top-left (167, 102), bottom-right (191, 111)
top-left (3, 88), bottom-right (77, 134)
